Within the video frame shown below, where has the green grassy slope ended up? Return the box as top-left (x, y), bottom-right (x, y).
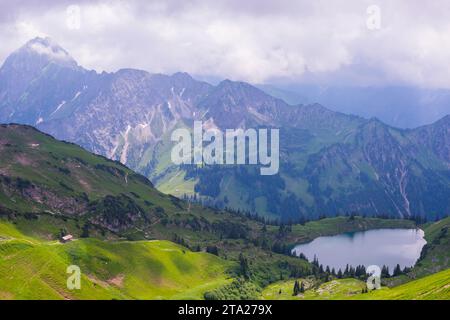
top-left (261, 269), bottom-right (450, 300)
top-left (355, 269), bottom-right (450, 300)
top-left (0, 220), bottom-right (232, 300)
top-left (414, 217), bottom-right (450, 276)
top-left (261, 278), bottom-right (365, 300)
top-left (1, 124), bottom-right (437, 300)
top-left (0, 124), bottom-right (176, 233)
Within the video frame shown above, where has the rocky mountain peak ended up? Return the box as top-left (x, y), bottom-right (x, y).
top-left (19, 37), bottom-right (78, 69)
top-left (0, 37), bottom-right (80, 102)
top-left (170, 72), bottom-right (194, 82)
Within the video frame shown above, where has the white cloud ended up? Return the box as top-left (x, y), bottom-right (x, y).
top-left (29, 41), bottom-right (72, 61)
top-left (0, 0), bottom-right (450, 88)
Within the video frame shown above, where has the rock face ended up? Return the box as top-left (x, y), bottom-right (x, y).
top-left (1, 38), bottom-right (449, 220)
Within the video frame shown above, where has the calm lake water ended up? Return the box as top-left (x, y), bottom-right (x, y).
top-left (292, 228), bottom-right (426, 272)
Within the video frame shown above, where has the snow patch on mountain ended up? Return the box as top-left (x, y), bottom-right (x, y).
top-left (72, 91), bottom-right (82, 101)
top-left (120, 125), bottom-right (132, 164)
top-left (51, 101), bottom-right (66, 116)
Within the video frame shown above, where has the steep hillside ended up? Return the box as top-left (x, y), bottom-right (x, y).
top-left (0, 123), bottom-right (180, 238)
top-left (357, 269), bottom-right (450, 300)
top-left (0, 220), bottom-right (231, 300)
top-left (413, 217), bottom-right (450, 277)
top-left (260, 269), bottom-right (450, 300)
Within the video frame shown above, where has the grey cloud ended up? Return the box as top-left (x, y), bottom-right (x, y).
top-left (0, 0), bottom-right (449, 88)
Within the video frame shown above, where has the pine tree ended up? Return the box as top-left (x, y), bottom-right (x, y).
top-left (293, 280), bottom-right (300, 296)
top-left (360, 265), bottom-right (366, 278)
top-left (81, 223), bottom-right (90, 238)
top-left (402, 266), bottom-right (411, 274)
top-left (393, 264), bottom-right (402, 277)
top-left (312, 255), bottom-right (319, 267)
top-left (206, 246), bottom-right (219, 256)
top-left (344, 264), bottom-right (349, 277)
top-left (239, 253), bottom-right (250, 279)
top-left (350, 265), bottom-right (356, 277)
top-left (381, 265), bottom-right (390, 278)
top-left (319, 264), bottom-right (324, 274)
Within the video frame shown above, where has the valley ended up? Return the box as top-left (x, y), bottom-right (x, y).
top-left (0, 0), bottom-right (449, 304)
top-left (1, 38), bottom-right (449, 221)
top-left (0, 124), bottom-right (448, 300)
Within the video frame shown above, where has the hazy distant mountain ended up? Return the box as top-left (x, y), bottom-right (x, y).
top-left (1, 38), bottom-right (449, 220)
top-left (258, 84), bottom-right (450, 129)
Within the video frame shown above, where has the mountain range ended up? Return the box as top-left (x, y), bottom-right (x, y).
top-left (258, 84), bottom-right (450, 129)
top-left (1, 37), bottom-right (449, 221)
top-left (2, 123), bottom-right (447, 300)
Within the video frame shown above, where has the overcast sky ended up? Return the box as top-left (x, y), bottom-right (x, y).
top-left (1, 0), bottom-right (450, 88)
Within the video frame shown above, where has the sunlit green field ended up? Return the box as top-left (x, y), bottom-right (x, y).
top-left (261, 269), bottom-right (450, 300)
top-left (261, 278), bottom-right (365, 300)
top-left (0, 221), bottom-right (232, 300)
top-left (355, 269), bottom-right (450, 300)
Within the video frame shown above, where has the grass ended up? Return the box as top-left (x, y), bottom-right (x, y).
top-left (261, 278), bottom-right (365, 300)
top-left (355, 269), bottom-right (450, 300)
top-left (408, 217), bottom-right (450, 279)
top-left (0, 220), bottom-right (233, 300)
top-left (260, 270), bottom-right (450, 300)
top-left (157, 170), bottom-right (197, 197)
